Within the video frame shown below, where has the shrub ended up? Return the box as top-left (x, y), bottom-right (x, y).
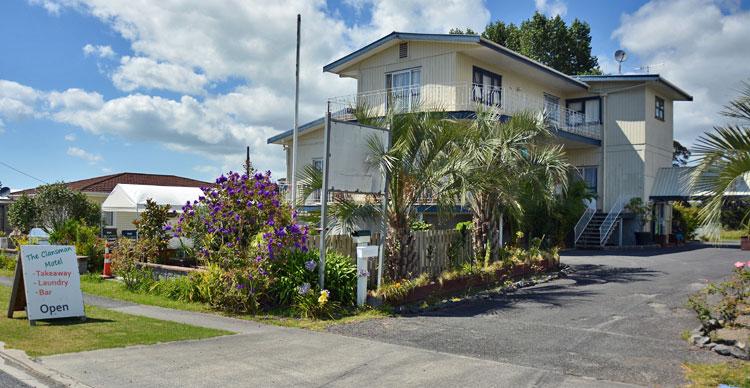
top-left (688, 262), bottom-right (750, 327)
top-left (133, 199), bottom-right (172, 263)
top-left (8, 194), bottom-right (37, 233)
top-left (176, 171), bottom-right (309, 270)
top-left (269, 249), bottom-right (356, 307)
top-left (673, 202), bottom-right (700, 240)
top-left (110, 238), bottom-right (149, 290)
top-left (148, 274), bottom-right (203, 303)
top-left (193, 264), bottom-right (268, 313)
top-left (294, 289), bottom-right (341, 319)
top-left (49, 219), bottom-right (104, 272)
top-left (268, 249), bottom-right (319, 306)
top-left (323, 252), bottom-right (357, 306)
top-left (0, 253), bottom-right (16, 271)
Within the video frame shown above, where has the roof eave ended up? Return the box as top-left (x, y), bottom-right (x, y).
top-left (323, 32), bottom-right (481, 74)
top-left (478, 38), bottom-right (589, 90)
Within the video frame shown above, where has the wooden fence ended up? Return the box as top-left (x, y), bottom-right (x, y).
top-left (307, 229), bottom-right (473, 280)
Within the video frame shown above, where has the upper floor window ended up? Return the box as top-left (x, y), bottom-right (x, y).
top-left (566, 97), bottom-right (601, 126)
top-left (472, 66), bottom-right (502, 106)
top-left (386, 68), bottom-right (421, 112)
top-left (655, 96), bottom-right (665, 121)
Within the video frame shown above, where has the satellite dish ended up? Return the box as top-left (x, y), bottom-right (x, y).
top-left (614, 50), bottom-right (627, 62)
top-left (614, 50), bottom-right (627, 74)
top-left (0, 187), bottom-right (10, 197)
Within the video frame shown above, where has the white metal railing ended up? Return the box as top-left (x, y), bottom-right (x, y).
top-left (327, 82), bottom-right (602, 140)
top-left (279, 183), bottom-right (331, 206)
top-left (599, 194), bottom-right (629, 245)
top-left (574, 207), bottom-right (596, 245)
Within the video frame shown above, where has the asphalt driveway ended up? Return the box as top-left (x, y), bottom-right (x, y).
top-left (328, 245), bottom-right (742, 386)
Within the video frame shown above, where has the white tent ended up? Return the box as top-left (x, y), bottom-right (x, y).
top-left (102, 184), bottom-right (204, 213)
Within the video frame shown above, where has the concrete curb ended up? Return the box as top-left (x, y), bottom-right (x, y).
top-left (0, 342), bottom-right (91, 388)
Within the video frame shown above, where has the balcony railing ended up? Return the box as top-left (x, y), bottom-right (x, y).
top-left (327, 82), bottom-right (602, 141)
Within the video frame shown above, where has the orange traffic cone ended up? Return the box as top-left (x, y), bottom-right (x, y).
top-left (102, 241), bottom-right (114, 279)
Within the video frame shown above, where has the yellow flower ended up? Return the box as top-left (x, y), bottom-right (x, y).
top-left (318, 290), bottom-right (329, 305)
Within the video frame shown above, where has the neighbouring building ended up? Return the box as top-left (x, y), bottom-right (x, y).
top-left (267, 32), bottom-right (693, 247)
top-left (11, 172), bottom-right (209, 237)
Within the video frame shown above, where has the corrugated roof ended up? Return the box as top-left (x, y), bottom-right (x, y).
top-left (651, 167), bottom-right (750, 199)
top-left (574, 74), bottom-right (693, 101)
top-left (13, 173), bottom-right (209, 195)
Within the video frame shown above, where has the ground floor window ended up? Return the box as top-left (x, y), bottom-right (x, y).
top-left (101, 211), bottom-right (114, 227)
top-left (575, 166), bottom-right (598, 194)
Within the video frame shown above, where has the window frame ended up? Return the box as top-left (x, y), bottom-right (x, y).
top-left (565, 96), bottom-right (602, 126)
top-left (385, 67), bottom-right (422, 112)
top-left (655, 96), bottom-right (665, 121)
top-left (575, 165), bottom-right (598, 194)
top-left (472, 66), bottom-right (502, 106)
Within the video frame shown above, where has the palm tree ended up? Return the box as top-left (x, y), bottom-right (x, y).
top-left (295, 164), bottom-right (379, 235)
top-left (691, 82), bottom-right (750, 231)
top-left (450, 107), bottom-right (569, 260)
top-left (365, 110), bottom-right (462, 279)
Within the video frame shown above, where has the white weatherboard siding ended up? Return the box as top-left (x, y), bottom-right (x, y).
top-left (351, 41), bottom-right (465, 98)
top-left (455, 53), bottom-right (568, 106)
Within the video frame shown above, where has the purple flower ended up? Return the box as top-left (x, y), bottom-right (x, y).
top-left (163, 225), bottom-right (172, 231)
top-left (297, 282), bottom-right (311, 295)
top-left (304, 260), bottom-right (316, 271)
top-left (236, 283), bottom-right (245, 289)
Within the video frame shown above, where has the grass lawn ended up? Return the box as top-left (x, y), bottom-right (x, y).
top-left (683, 361), bottom-right (750, 387)
top-left (79, 274), bottom-right (211, 313)
top-left (0, 285), bottom-right (231, 357)
top-left (720, 229), bottom-right (746, 240)
top-left (0, 267), bottom-right (390, 331)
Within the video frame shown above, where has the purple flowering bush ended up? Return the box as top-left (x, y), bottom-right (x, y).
top-left (173, 171), bottom-right (311, 312)
top-left (177, 171), bottom-right (309, 267)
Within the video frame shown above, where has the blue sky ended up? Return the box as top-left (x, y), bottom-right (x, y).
top-left (0, 0), bottom-right (748, 191)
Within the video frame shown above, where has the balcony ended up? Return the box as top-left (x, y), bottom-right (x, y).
top-left (327, 82), bottom-right (602, 142)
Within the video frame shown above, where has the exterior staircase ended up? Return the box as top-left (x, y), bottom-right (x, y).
top-left (575, 212), bottom-right (620, 249)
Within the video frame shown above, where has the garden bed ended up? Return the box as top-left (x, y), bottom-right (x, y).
top-left (375, 258), bottom-right (558, 306)
top-left (687, 261), bottom-right (750, 360)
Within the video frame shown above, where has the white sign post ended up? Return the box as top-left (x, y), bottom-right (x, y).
top-left (19, 245), bottom-right (85, 324)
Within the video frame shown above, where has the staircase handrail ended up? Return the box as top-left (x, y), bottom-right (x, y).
top-left (599, 194), bottom-right (630, 245)
top-left (574, 207), bottom-right (596, 245)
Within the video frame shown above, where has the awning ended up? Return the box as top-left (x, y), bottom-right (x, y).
top-left (650, 167), bottom-right (750, 200)
top-left (102, 184), bottom-right (204, 213)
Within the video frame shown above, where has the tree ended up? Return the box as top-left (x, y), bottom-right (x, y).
top-left (452, 12), bottom-right (601, 75)
top-left (34, 183), bottom-right (101, 232)
top-left (691, 81), bottom-right (750, 230)
top-left (8, 194), bottom-right (38, 233)
top-left (673, 140), bottom-right (691, 167)
top-left (365, 110), bottom-right (461, 279)
top-left (449, 27), bottom-right (476, 35)
top-left (450, 107), bottom-right (569, 259)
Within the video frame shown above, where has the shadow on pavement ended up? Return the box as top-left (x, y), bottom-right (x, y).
top-left (405, 264), bottom-right (662, 318)
top-left (563, 243), bottom-right (716, 258)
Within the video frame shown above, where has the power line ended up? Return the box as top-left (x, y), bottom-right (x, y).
top-left (0, 161), bottom-right (48, 185)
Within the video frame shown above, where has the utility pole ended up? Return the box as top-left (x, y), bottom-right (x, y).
top-left (243, 146), bottom-right (253, 176)
top-left (290, 14), bottom-right (301, 209)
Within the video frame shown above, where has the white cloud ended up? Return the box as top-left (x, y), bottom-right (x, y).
top-left (21, 0), bottom-right (492, 177)
top-left (350, 0), bottom-right (489, 44)
top-left (0, 80), bottom-right (41, 120)
top-left (112, 56), bottom-right (208, 94)
top-left (67, 146), bottom-right (103, 164)
top-left (612, 0), bottom-right (750, 146)
top-left (64, 133), bottom-right (76, 141)
top-left (82, 43), bottom-right (115, 58)
top-left (535, 0), bottom-right (567, 17)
